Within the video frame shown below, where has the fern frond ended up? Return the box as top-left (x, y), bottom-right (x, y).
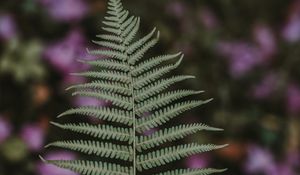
top-left (128, 32), bottom-right (160, 65)
top-left (46, 140), bottom-right (132, 161)
top-left (134, 56), bottom-right (183, 89)
top-left (132, 52), bottom-right (182, 76)
top-left (156, 168), bottom-right (228, 175)
top-left (137, 124), bottom-right (223, 151)
top-left (78, 59), bottom-right (129, 72)
top-left (51, 122), bottom-right (132, 143)
top-left (86, 49), bottom-right (127, 61)
top-left (135, 75), bottom-right (196, 102)
top-left (136, 90), bottom-right (204, 115)
top-left (121, 16), bottom-right (135, 30)
top-left (123, 17), bottom-right (140, 44)
top-left (96, 34), bottom-right (122, 43)
top-left (57, 107), bottom-right (133, 125)
top-left (71, 70), bottom-right (130, 83)
top-left (67, 81), bottom-right (131, 96)
top-left (72, 90), bottom-right (131, 110)
top-left (119, 10), bottom-right (130, 24)
top-left (128, 28), bottom-right (157, 54)
top-left (137, 144), bottom-right (227, 170)
top-left (42, 159), bottom-right (130, 175)
top-left (92, 40), bottom-right (125, 51)
top-left (136, 100), bottom-right (212, 132)
top-left (102, 27), bottom-right (122, 36)
top-left (43, 0), bottom-right (226, 174)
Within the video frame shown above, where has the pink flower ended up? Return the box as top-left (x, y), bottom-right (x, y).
top-left (253, 23), bottom-right (277, 59)
top-left (142, 128), bottom-right (159, 136)
top-left (166, 1), bottom-right (187, 19)
top-left (0, 117), bottom-right (12, 143)
top-left (244, 145), bottom-right (276, 174)
top-left (185, 154), bottom-right (210, 169)
top-left (286, 84), bottom-right (300, 114)
top-left (44, 29), bottom-right (96, 85)
top-left (20, 123), bottom-right (45, 151)
top-left (216, 41), bottom-right (264, 78)
top-left (39, 0), bottom-right (88, 22)
top-left (37, 151), bottom-right (78, 175)
top-left (251, 73), bottom-right (278, 99)
top-left (198, 7), bottom-right (219, 30)
top-left (74, 96), bottom-right (106, 107)
top-left (282, 1), bottom-right (300, 42)
top-left (0, 14), bottom-right (17, 40)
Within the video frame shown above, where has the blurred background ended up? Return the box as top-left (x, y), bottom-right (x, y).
top-left (0, 0), bottom-right (300, 175)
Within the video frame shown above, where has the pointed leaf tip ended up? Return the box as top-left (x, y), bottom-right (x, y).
top-left (39, 155), bottom-right (47, 163)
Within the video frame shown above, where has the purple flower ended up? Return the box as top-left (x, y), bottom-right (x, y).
top-left (282, 1), bottom-right (300, 42)
top-left (244, 145), bottom-right (276, 174)
top-left (265, 163), bottom-right (295, 175)
top-left (0, 117), bottom-right (12, 143)
top-left (198, 7), bottom-right (219, 30)
top-left (185, 154), bottom-right (210, 169)
top-left (142, 128), bottom-right (159, 136)
top-left (286, 84), bottom-right (300, 115)
top-left (37, 151), bottom-right (78, 175)
top-left (0, 14), bottom-right (17, 40)
top-left (39, 0), bottom-right (88, 22)
top-left (166, 1), bottom-right (187, 19)
top-left (216, 41), bottom-right (263, 78)
top-left (44, 29), bottom-right (95, 85)
top-left (74, 96), bottom-right (106, 107)
top-left (20, 123), bottom-right (45, 151)
top-left (253, 24), bottom-right (277, 59)
top-left (251, 72), bottom-right (278, 99)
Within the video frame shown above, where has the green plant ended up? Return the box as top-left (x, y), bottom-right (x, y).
top-left (41, 0), bottom-right (227, 174)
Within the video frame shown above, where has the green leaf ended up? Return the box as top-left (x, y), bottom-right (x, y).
top-left (137, 144), bottom-right (228, 170)
top-left (46, 140), bottom-right (132, 161)
top-left (137, 124), bottom-right (223, 151)
top-left (57, 107), bottom-right (133, 125)
top-left (50, 122), bottom-right (132, 143)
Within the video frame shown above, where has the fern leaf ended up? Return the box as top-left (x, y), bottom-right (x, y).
top-left (136, 100), bottom-right (212, 132)
top-left (136, 90), bottom-right (204, 115)
top-left (86, 49), bottom-right (127, 61)
top-left (78, 59), bottom-right (129, 72)
top-left (46, 140), bottom-right (132, 161)
top-left (134, 56), bottom-right (183, 89)
top-left (71, 70), bottom-right (130, 84)
top-left (102, 20), bottom-right (121, 29)
top-left (67, 81), bottom-right (131, 96)
top-left (128, 32), bottom-right (160, 65)
top-left (121, 16), bottom-right (135, 31)
top-left (137, 124), bottom-right (223, 151)
top-left (156, 168), bottom-right (227, 175)
top-left (96, 34), bottom-right (122, 43)
top-left (72, 90), bottom-right (132, 110)
top-left (124, 17), bottom-right (140, 44)
top-left (102, 26), bottom-right (122, 35)
top-left (92, 40), bottom-right (125, 51)
top-left (132, 52), bottom-right (182, 76)
top-left (127, 27), bottom-right (157, 54)
top-left (119, 10), bottom-right (130, 24)
top-left (42, 159), bottom-right (130, 175)
top-left (57, 107), bottom-right (133, 125)
top-left (137, 144), bottom-right (228, 170)
top-left (135, 75), bottom-right (196, 102)
top-left (50, 122), bottom-right (132, 143)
